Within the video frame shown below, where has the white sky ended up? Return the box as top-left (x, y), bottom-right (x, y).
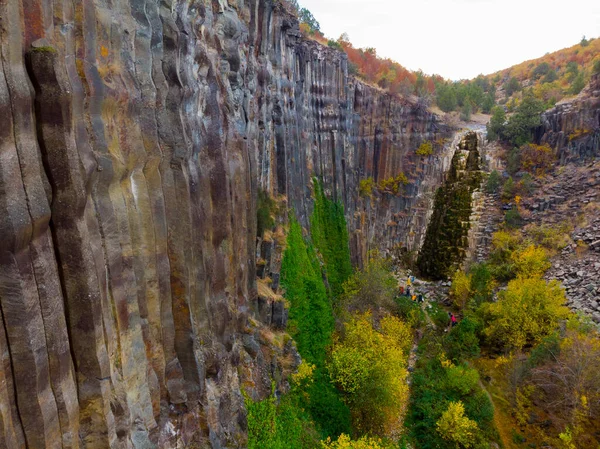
top-left (299, 0), bottom-right (600, 80)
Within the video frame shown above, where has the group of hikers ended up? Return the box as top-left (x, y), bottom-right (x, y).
top-left (398, 273), bottom-right (458, 328)
top-left (398, 275), bottom-right (424, 303)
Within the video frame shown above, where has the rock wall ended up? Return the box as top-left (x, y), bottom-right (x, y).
top-left (0, 0), bottom-right (453, 447)
top-left (539, 73), bottom-right (600, 163)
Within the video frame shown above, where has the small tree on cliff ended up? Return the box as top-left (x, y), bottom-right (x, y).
top-left (299, 7), bottom-right (320, 34)
top-left (487, 106), bottom-right (506, 141)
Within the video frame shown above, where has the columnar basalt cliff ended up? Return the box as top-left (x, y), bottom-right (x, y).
top-left (539, 73), bottom-right (600, 163)
top-left (0, 1), bottom-right (454, 447)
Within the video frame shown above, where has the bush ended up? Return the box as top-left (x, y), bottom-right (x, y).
top-left (340, 258), bottom-right (397, 314)
top-left (321, 434), bottom-right (394, 449)
top-left (504, 207), bottom-right (523, 229)
top-left (416, 140), bottom-right (434, 156)
top-left (593, 59), bottom-right (600, 75)
top-left (445, 365), bottom-right (480, 395)
top-left (502, 176), bottom-right (515, 201)
top-left (359, 178), bottom-right (374, 197)
top-left (257, 190), bottom-right (277, 237)
top-left (445, 317), bottom-right (482, 362)
top-left (395, 296), bottom-right (426, 328)
top-left (246, 389), bottom-right (320, 449)
top-left (520, 143), bottom-right (556, 175)
top-left (505, 77), bottom-right (521, 96)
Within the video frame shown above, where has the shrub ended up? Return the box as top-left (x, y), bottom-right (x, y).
top-left (504, 207), bottom-right (523, 229)
top-left (445, 317), bottom-right (482, 362)
top-left (505, 77), bottom-right (521, 96)
top-left (377, 173), bottom-right (408, 195)
top-left (520, 143), bottom-right (556, 175)
top-left (359, 178), bottom-right (374, 197)
top-left (257, 190), bottom-right (277, 237)
top-left (416, 140), bottom-right (434, 156)
top-left (395, 296), bottom-right (426, 328)
top-left (445, 365), bottom-right (480, 395)
top-left (320, 434), bottom-right (394, 449)
top-left (340, 258), bottom-right (397, 314)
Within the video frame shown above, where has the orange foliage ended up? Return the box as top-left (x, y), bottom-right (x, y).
top-left (520, 144), bottom-right (556, 176)
top-left (487, 37), bottom-right (600, 102)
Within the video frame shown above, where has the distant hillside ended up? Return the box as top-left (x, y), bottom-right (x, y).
top-left (485, 37), bottom-right (600, 109)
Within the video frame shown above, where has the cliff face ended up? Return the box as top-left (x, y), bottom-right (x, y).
top-left (539, 73), bottom-right (600, 163)
top-left (0, 1), bottom-right (453, 447)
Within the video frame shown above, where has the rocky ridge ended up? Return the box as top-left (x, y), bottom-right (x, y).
top-left (521, 161), bottom-right (600, 322)
top-left (539, 72), bottom-right (600, 163)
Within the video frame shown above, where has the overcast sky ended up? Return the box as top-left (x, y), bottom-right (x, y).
top-left (298, 0), bottom-right (600, 80)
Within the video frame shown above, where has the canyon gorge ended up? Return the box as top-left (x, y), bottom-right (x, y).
top-left (1, 0), bottom-right (599, 448)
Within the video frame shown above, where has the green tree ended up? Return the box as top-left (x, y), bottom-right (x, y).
top-left (485, 170), bottom-right (501, 194)
top-left (580, 35), bottom-right (589, 47)
top-left (532, 62), bottom-right (551, 80)
top-left (502, 176), bottom-right (515, 201)
top-left (436, 83), bottom-right (458, 112)
top-left (460, 102), bottom-right (472, 121)
top-left (299, 7), bottom-right (320, 33)
top-left (486, 106), bottom-right (506, 141)
top-left (570, 72), bottom-right (585, 95)
top-left (481, 91), bottom-right (495, 114)
top-left (505, 77), bottom-right (521, 96)
top-left (593, 59), bottom-right (600, 75)
top-left (542, 69), bottom-right (558, 84)
top-left (504, 94), bottom-right (545, 147)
